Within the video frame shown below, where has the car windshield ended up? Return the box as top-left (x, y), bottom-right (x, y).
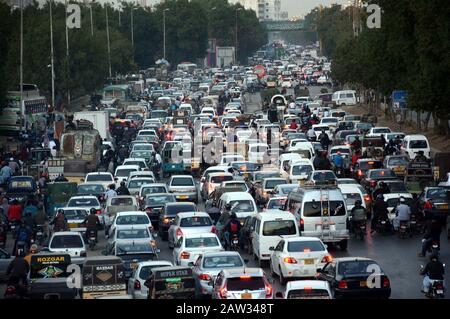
top-left (287, 289), bottom-right (331, 299)
top-left (203, 255), bottom-right (243, 269)
top-left (130, 151), bottom-right (152, 158)
top-left (268, 198), bottom-right (286, 209)
top-left (426, 188), bottom-right (450, 200)
top-left (386, 182), bottom-right (408, 193)
top-left (262, 220), bottom-right (296, 236)
top-left (116, 169), bottom-right (137, 177)
top-left (110, 198), bottom-right (134, 206)
top-left (146, 195), bottom-right (175, 205)
top-left (387, 157), bottom-right (409, 166)
top-left (229, 200), bottom-right (255, 213)
top-left (278, 186), bottom-right (298, 194)
top-left (227, 277), bottom-right (265, 291)
top-left (116, 215), bottom-right (149, 225)
top-left (124, 161), bottom-right (146, 169)
top-left (142, 186), bottom-right (167, 195)
top-left (211, 175), bottom-right (233, 183)
top-left (370, 170), bottom-right (396, 179)
top-left (67, 198), bottom-right (99, 207)
top-left (50, 235), bottom-right (83, 249)
top-left (265, 180), bottom-right (286, 189)
top-left (180, 216), bottom-right (212, 227)
top-left (139, 265), bottom-right (170, 280)
top-left (171, 177), bottom-right (194, 186)
top-left (63, 209), bottom-right (87, 219)
top-left (223, 183), bottom-right (248, 191)
top-left (386, 198), bottom-right (413, 208)
top-left (342, 193), bottom-right (363, 206)
top-left (86, 175), bottom-right (113, 182)
top-left (78, 185), bottom-right (104, 194)
top-left (338, 261), bottom-right (381, 276)
top-left (185, 237), bottom-right (219, 248)
top-left (116, 229), bottom-right (149, 240)
top-left (292, 165), bottom-right (313, 175)
top-left (129, 180), bottom-right (154, 188)
top-left (287, 240), bottom-right (325, 252)
top-left (166, 205), bottom-right (196, 215)
top-left (303, 201), bottom-right (346, 217)
top-left (409, 140), bottom-right (428, 148)
top-left (116, 243), bottom-right (152, 255)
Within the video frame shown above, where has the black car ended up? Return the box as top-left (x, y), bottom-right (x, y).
top-left (240, 215), bottom-right (257, 254)
top-left (6, 176), bottom-right (38, 204)
top-left (419, 187), bottom-right (450, 221)
top-left (158, 202), bottom-right (197, 240)
top-left (317, 257), bottom-right (391, 299)
top-left (144, 193), bottom-right (176, 227)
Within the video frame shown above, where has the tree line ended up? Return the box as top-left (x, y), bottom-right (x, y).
top-left (305, 1), bottom-right (450, 136)
top-left (0, 0), bottom-right (267, 108)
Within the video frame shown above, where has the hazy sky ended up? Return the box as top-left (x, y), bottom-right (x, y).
top-left (282, 0), bottom-right (347, 17)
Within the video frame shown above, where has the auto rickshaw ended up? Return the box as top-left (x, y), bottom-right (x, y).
top-left (29, 253), bottom-right (78, 299)
top-left (161, 142), bottom-right (185, 177)
top-left (82, 256), bottom-right (127, 299)
top-left (404, 161), bottom-right (435, 195)
top-left (145, 266), bottom-right (196, 299)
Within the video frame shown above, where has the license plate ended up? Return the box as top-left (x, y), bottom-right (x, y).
top-left (36, 232), bottom-right (43, 236)
top-left (394, 166), bottom-right (405, 172)
top-left (177, 195), bottom-right (188, 199)
top-left (68, 223), bottom-right (78, 228)
top-left (438, 204), bottom-right (448, 210)
top-left (241, 293), bottom-right (252, 299)
top-left (304, 259), bottom-right (314, 265)
top-left (436, 289), bottom-right (443, 294)
top-left (360, 281), bottom-right (367, 287)
top-left (232, 239), bottom-right (239, 244)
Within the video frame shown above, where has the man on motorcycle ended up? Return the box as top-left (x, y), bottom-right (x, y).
top-left (54, 174), bottom-right (68, 182)
top-left (7, 200), bottom-right (22, 225)
top-left (414, 150), bottom-right (428, 162)
top-left (116, 181), bottom-right (130, 196)
top-left (152, 151), bottom-right (162, 181)
top-left (371, 195), bottom-right (390, 234)
top-left (14, 220), bottom-right (32, 256)
top-left (349, 200), bottom-right (367, 232)
top-left (23, 244), bottom-right (38, 266)
top-left (104, 184), bottom-right (118, 201)
top-left (6, 249), bottom-right (29, 287)
top-left (318, 130), bottom-right (331, 150)
top-left (223, 212), bottom-right (241, 250)
top-left (351, 136), bottom-right (362, 153)
top-left (289, 119), bottom-right (298, 130)
top-left (372, 182), bottom-right (389, 201)
top-left (421, 254), bottom-right (445, 295)
top-left (419, 218), bottom-right (442, 257)
top-left (332, 151), bottom-right (344, 175)
top-left (394, 197), bottom-right (411, 231)
top-left (50, 209), bottom-right (68, 232)
top-left (33, 208), bottom-right (49, 240)
top-left (83, 208), bottom-right (101, 243)
top-left (307, 127), bottom-right (316, 141)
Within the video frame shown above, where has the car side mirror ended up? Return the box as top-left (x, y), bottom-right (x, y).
top-left (188, 262), bottom-right (194, 267)
top-left (275, 292), bottom-right (284, 299)
top-left (243, 259), bottom-right (249, 264)
top-left (269, 246), bottom-right (275, 251)
top-left (114, 177), bottom-right (118, 181)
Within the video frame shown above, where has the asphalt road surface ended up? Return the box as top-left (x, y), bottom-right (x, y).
top-left (1, 89), bottom-right (448, 299)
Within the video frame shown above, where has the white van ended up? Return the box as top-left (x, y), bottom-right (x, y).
top-left (247, 143), bottom-right (269, 164)
top-left (252, 211), bottom-right (299, 265)
top-left (332, 90), bottom-right (358, 107)
top-left (286, 186), bottom-right (349, 250)
top-left (218, 192), bottom-right (258, 220)
top-left (401, 134), bottom-right (431, 159)
top-left (289, 159), bottom-right (314, 184)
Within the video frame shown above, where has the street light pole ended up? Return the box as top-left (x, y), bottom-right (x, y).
top-left (163, 8), bottom-right (169, 60)
top-left (89, 1), bottom-right (94, 37)
top-left (19, 0), bottom-right (23, 105)
top-left (131, 7), bottom-right (137, 48)
top-left (49, 0), bottom-right (55, 110)
top-left (106, 4), bottom-right (112, 78)
top-left (235, 8), bottom-right (242, 65)
top-left (65, 0), bottom-right (70, 108)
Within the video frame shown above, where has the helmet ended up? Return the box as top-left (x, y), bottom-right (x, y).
top-left (377, 194), bottom-right (384, 200)
top-left (57, 208), bottom-right (64, 215)
top-left (120, 181), bottom-right (126, 187)
top-left (30, 244), bottom-right (38, 254)
top-left (355, 200), bottom-right (362, 206)
top-left (230, 212), bottom-right (237, 219)
top-left (90, 208), bottom-right (97, 214)
top-left (430, 253), bottom-right (439, 261)
top-left (399, 196), bottom-right (406, 203)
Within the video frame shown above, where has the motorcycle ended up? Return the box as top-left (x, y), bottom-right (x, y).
top-left (377, 216), bottom-right (392, 235)
top-left (33, 225), bottom-right (45, 245)
top-left (230, 234), bottom-right (240, 251)
top-left (420, 265), bottom-right (446, 299)
top-left (10, 220), bottom-right (19, 238)
top-left (353, 220), bottom-right (366, 240)
top-left (409, 214), bottom-right (422, 235)
top-left (87, 229), bottom-right (97, 251)
top-left (398, 221), bottom-right (410, 239)
top-left (0, 223), bottom-right (6, 248)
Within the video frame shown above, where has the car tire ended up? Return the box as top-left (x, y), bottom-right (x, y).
top-left (340, 239), bottom-right (348, 251)
top-left (279, 267), bottom-right (287, 286)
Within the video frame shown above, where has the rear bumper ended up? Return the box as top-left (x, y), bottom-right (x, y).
top-left (302, 230), bottom-right (349, 243)
top-left (335, 288), bottom-right (391, 299)
top-left (172, 192), bottom-right (198, 202)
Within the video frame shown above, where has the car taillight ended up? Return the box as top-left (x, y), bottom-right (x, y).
top-left (338, 280), bottom-right (348, 289)
top-left (435, 283), bottom-right (444, 290)
top-left (134, 280), bottom-right (141, 290)
top-left (265, 283), bottom-right (273, 298)
top-left (370, 180), bottom-right (377, 187)
top-left (424, 201), bottom-right (433, 209)
top-left (180, 251), bottom-right (190, 259)
top-left (219, 287), bottom-right (227, 299)
top-left (382, 277), bottom-right (390, 288)
top-left (321, 255), bottom-right (333, 263)
top-left (176, 228), bottom-right (183, 237)
top-left (211, 226), bottom-right (217, 234)
top-left (364, 194), bottom-right (371, 203)
top-left (357, 170), bottom-right (363, 177)
top-left (283, 257), bottom-right (297, 264)
top-left (198, 274), bottom-right (211, 281)
top-left (96, 209), bottom-right (102, 215)
top-left (146, 208), bottom-right (152, 213)
top-left (299, 218), bottom-right (304, 231)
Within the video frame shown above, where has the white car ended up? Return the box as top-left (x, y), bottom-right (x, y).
top-left (114, 165), bottom-right (141, 185)
top-left (107, 225), bottom-right (155, 252)
top-left (366, 127), bottom-right (392, 137)
top-left (276, 280), bottom-right (332, 299)
top-left (84, 172), bottom-right (115, 190)
top-left (126, 177), bottom-right (156, 196)
top-left (48, 231), bottom-right (86, 263)
top-left (66, 196), bottom-right (105, 226)
top-left (269, 237), bottom-right (332, 285)
top-left (61, 207), bottom-right (88, 233)
top-left (108, 211), bottom-right (153, 238)
top-left (219, 154), bottom-right (245, 165)
top-left (127, 261), bottom-right (173, 299)
top-left (173, 233), bottom-right (224, 267)
top-left (168, 212), bottom-right (216, 249)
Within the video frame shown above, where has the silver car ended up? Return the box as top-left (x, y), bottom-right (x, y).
top-left (192, 251), bottom-right (246, 297)
top-left (127, 177), bottom-right (156, 196)
top-left (127, 261), bottom-right (173, 299)
top-left (168, 175), bottom-right (198, 204)
top-left (168, 212), bottom-right (215, 249)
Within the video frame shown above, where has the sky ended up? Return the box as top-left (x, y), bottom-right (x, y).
top-left (283, 0), bottom-right (347, 17)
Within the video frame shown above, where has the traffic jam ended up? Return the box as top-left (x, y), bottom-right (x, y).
top-left (0, 44), bottom-right (448, 300)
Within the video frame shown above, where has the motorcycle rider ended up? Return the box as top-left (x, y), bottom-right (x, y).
top-left (349, 200), bottom-right (367, 233)
top-left (223, 212), bottom-right (241, 250)
top-left (116, 181), bottom-right (130, 196)
top-left (289, 119), bottom-right (298, 130)
top-left (23, 244), bottom-right (38, 266)
top-left (371, 194), bottom-right (390, 234)
top-left (420, 253), bottom-right (445, 296)
top-left (414, 150), bottom-right (428, 162)
top-left (384, 139), bottom-right (398, 156)
top-left (6, 249), bottom-right (29, 287)
top-left (318, 130), bottom-right (331, 150)
top-left (7, 199), bottom-right (22, 225)
top-left (351, 136), bottom-right (362, 153)
top-left (372, 182), bottom-right (389, 201)
top-left (365, 142), bottom-right (376, 158)
top-left (313, 151), bottom-right (332, 171)
top-left (152, 151), bottom-right (162, 181)
top-left (419, 218), bottom-right (442, 257)
top-left (104, 184), bottom-right (117, 201)
top-left (394, 196), bottom-right (411, 231)
top-left (50, 209), bottom-right (68, 232)
top-left (83, 208), bottom-right (101, 243)
top-left (33, 207), bottom-right (49, 239)
top-left (332, 151), bottom-right (344, 176)
top-left (54, 173), bottom-right (68, 182)
top-left (307, 127), bottom-right (316, 141)
top-left (13, 220), bottom-right (32, 256)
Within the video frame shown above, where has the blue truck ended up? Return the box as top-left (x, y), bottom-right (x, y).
top-left (392, 90), bottom-right (407, 109)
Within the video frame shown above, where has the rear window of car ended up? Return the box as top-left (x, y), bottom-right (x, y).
top-left (267, 198), bottom-right (286, 210)
top-left (387, 157), bottom-right (409, 166)
top-left (262, 220), bottom-right (296, 236)
top-left (303, 201), bottom-right (346, 217)
top-left (139, 265), bottom-right (169, 280)
top-left (287, 240), bottom-right (325, 252)
top-left (116, 215), bottom-right (149, 225)
top-left (116, 168), bottom-right (137, 177)
top-left (342, 193), bottom-right (363, 206)
top-left (409, 140), bottom-right (428, 149)
top-left (142, 186), bottom-right (167, 196)
top-left (50, 235), bottom-right (83, 248)
top-left (67, 198), bottom-right (99, 207)
top-left (369, 170), bottom-right (396, 179)
top-left (223, 183), bottom-right (248, 191)
top-left (426, 188), bottom-right (450, 200)
top-left (166, 204), bottom-right (196, 215)
top-left (359, 161), bottom-right (383, 170)
top-left (203, 256), bottom-right (243, 269)
top-left (129, 180), bottom-right (154, 188)
top-left (86, 174), bottom-right (113, 182)
top-left (265, 180), bottom-right (286, 189)
top-left (292, 165), bottom-right (313, 175)
top-left (110, 198), bottom-right (134, 206)
top-left (63, 209), bottom-right (87, 219)
top-left (386, 182), bottom-right (408, 193)
top-left (226, 277), bottom-right (265, 291)
top-left (229, 200), bottom-right (255, 213)
top-left (116, 229), bottom-right (149, 240)
top-left (211, 175), bottom-right (233, 183)
top-left (171, 177), bottom-right (195, 186)
top-left (180, 216), bottom-right (211, 227)
top-left (338, 261), bottom-right (380, 276)
top-left (146, 195), bottom-right (175, 205)
top-left (386, 198), bottom-right (413, 208)
top-left (287, 289), bottom-right (331, 299)
top-left (78, 185), bottom-right (104, 194)
top-left (185, 237), bottom-right (219, 248)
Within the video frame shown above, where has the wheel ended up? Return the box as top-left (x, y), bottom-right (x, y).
top-left (279, 267), bottom-right (287, 285)
top-left (340, 240), bottom-right (348, 251)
